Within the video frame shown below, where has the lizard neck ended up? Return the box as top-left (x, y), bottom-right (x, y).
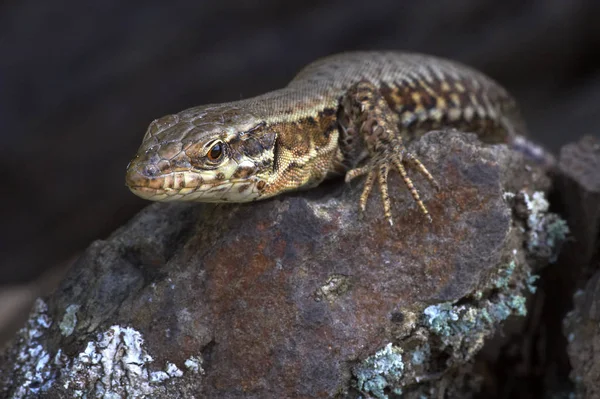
top-left (260, 106), bottom-right (346, 197)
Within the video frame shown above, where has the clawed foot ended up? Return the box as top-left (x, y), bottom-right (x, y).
top-left (341, 80), bottom-right (439, 226)
top-left (345, 150), bottom-right (439, 225)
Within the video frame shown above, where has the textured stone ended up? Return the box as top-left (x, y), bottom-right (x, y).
top-left (559, 135), bottom-right (600, 398)
top-left (1, 131), bottom-right (560, 398)
top-left (555, 135), bottom-right (600, 275)
top-left (564, 271), bottom-right (600, 399)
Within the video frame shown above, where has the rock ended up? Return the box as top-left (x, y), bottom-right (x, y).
top-left (564, 271), bottom-right (600, 399)
top-left (555, 135), bottom-right (600, 278)
top-left (558, 135), bottom-right (600, 398)
top-left (476, 135), bottom-right (599, 398)
top-left (0, 131), bottom-right (565, 399)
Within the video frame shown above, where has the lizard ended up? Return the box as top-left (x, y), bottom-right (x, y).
top-left (125, 51), bottom-right (526, 225)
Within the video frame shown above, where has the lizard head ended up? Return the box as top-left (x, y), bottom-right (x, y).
top-left (125, 105), bottom-right (276, 202)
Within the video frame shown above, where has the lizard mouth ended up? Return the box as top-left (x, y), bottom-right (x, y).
top-left (126, 165), bottom-right (262, 202)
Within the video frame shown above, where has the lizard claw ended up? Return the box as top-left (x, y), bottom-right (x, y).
top-left (342, 81), bottom-right (438, 225)
top-left (346, 151), bottom-right (437, 224)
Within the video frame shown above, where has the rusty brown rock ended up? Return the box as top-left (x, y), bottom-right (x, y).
top-left (1, 131), bottom-right (559, 398)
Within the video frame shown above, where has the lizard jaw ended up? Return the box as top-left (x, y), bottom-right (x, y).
top-left (126, 167), bottom-right (264, 202)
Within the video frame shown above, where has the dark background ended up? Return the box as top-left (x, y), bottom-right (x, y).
top-left (1, 0), bottom-right (599, 285)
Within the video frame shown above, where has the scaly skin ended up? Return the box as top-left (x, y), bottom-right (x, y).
top-left (125, 51), bottom-right (524, 224)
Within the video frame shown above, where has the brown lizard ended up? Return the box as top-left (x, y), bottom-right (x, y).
top-left (125, 51), bottom-right (526, 225)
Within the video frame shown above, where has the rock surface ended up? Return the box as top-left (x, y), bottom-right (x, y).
top-left (564, 271), bottom-right (600, 399)
top-left (555, 135), bottom-right (600, 279)
top-left (558, 135), bottom-right (600, 398)
top-left (0, 131), bottom-right (564, 398)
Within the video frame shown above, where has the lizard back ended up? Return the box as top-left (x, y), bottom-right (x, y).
top-left (250, 51), bottom-right (524, 141)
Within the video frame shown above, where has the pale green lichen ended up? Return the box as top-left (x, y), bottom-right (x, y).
top-left (423, 255), bottom-right (537, 352)
top-left (422, 291), bottom-right (527, 353)
top-left (492, 260), bottom-right (517, 289)
top-left (492, 259), bottom-right (539, 295)
top-left (493, 254), bottom-right (540, 296)
top-left (410, 343), bottom-right (430, 366)
top-left (59, 304), bottom-right (80, 337)
top-left (354, 343), bottom-right (404, 399)
top-left (423, 303), bottom-right (459, 337)
top-left (526, 274), bottom-right (539, 294)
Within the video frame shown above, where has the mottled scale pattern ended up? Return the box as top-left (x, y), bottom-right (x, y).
top-left (246, 52), bottom-right (521, 130)
top-left (262, 113), bottom-right (341, 196)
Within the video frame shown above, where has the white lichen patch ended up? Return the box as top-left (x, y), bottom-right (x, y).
top-left (9, 299), bottom-right (61, 399)
top-left (184, 356), bottom-right (204, 374)
top-left (63, 325), bottom-right (194, 397)
top-left (64, 325), bottom-right (155, 397)
top-left (502, 191), bottom-right (515, 200)
top-left (165, 362), bottom-right (183, 377)
top-left (59, 304), bottom-right (80, 337)
top-left (523, 191), bottom-right (569, 261)
top-left (6, 300), bottom-right (201, 399)
top-left (524, 191), bottom-right (550, 224)
top-left (148, 361), bottom-right (184, 385)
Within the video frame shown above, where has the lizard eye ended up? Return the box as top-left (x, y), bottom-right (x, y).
top-left (207, 142), bottom-right (224, 162)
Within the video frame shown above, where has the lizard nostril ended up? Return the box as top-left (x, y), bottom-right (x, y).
top-left (125, 162), bottom-right (163, 188)
top-left (144, 164), bottom-right (160, 177)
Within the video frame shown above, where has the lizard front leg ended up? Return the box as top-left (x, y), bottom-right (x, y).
top-left (340, 80), bottom-right (439, 225)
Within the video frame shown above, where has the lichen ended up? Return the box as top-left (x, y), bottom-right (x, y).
top-left (149, 361), bottom-right (183, 383)
top-left (62, 325), bottom-right (197, 397)
top-left (8, 299), bottom-right (59, 399)
top-left (523, 191), bottom-right (569, 262)
top-left (410, 343), bottom-right (430, 366)
top-left (423, 303), bottom-right (459, 337)
top-left (496, 249), bottom-right (541, 296)
top-left (526, 274), bottom-right (540, 294)
top-left (422, 292), bottom-right (527, 355)
top-left (352, 255), bottom-right (534, 397)
top-left (354, 343), bottom-right (404, 399)
top-left (419, 256), bottom-right (530, 353)
top-left (492, 260), bottom-right (517, 289)
top-left (65, 325), bottom-right (155, 397)
top-left (184, 356), bottom-right (204, 374)
top-left (492, 259), bottom-right (539, 294)
top-left (315, 274), bottom-right (351, 302)
top-left (353, 230), bottom-right (557, 398)
top-left (6, 306), bottom-right (196, 399)
top-left (59, 304), bottom-right (80, 337)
